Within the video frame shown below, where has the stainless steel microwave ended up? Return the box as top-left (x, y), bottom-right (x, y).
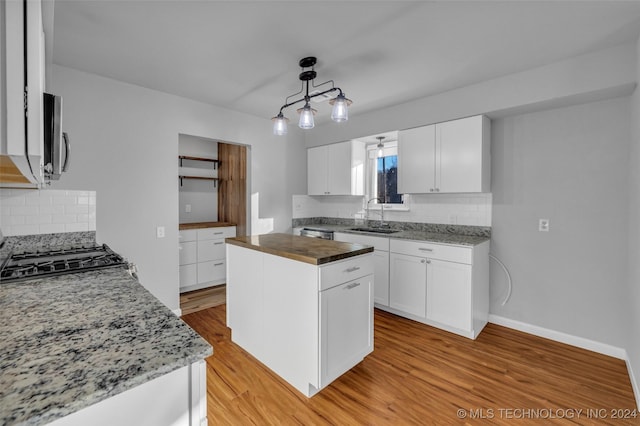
top-left (43, 92), bottom-right (70, 180)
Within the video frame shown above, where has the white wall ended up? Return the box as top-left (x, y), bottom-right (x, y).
top-left (50, 65), bottom-right (307, 311)
top-left (627, 35), bottom-right (640, 408)
top-left (490, 97), bottom-right (630, 349)
top-left (178, 134), bottom-right (218, 224)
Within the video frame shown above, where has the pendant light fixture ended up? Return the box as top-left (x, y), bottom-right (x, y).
top-left (376, 136), bottom-right (385, 158)
top-left (271, 57), bottom-right (352, 135)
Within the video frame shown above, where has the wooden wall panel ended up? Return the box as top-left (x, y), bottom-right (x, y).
top-left (218, 143), bottom-right (247, 237)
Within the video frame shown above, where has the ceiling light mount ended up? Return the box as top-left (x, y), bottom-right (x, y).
top-left (271, 56), bottom-right (352, 135)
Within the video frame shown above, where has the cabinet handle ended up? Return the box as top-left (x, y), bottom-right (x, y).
top-left (214, 262), bottom-right (224, 266)
top-left (421, 259), bottom-right (426, 264)
top-left (435, 188), bottom-right (440, 192)
top-left (426, 259), bottom-right (431, 264)
top-left (345, 266), bottom-right (361, 273)
top-left (344, 282), bottom-right (361, 290)
top-left (429, 188), bottom-right (434, 192)
top-left (418, 248), bottom-right (433, 252)
top-left (214, 242), bottom-right (224, 245)
top-left (214, 232), bottom-right (224, 235)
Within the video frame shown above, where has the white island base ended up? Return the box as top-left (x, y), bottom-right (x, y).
top-left (226, 237), bottom-right (374, 397)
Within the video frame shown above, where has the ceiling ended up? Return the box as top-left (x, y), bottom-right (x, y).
top-left (52, 1), bottom-right (640, 125)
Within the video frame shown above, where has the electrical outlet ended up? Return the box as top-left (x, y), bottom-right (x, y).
top-left (185, 204), bottom-right (191, 213)
top-left (539, 219), bottom-right (549, 232)
top-left (156, 226), bottom-right (165, 238)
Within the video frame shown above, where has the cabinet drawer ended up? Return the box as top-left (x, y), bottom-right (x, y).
top-left (179, 229), bottom-right (197, 242)
top-left (179, 241), bottom-right (197, 265)
top-left (319, 254), bottom-right (374, 291)
top-left (389, 239), bottom-right (472, 264)
top-left (197, 239), bottom-right (226, 262)
top-left (334, 233), bottom-right (389, 251)
top-left (197, 226), bottom-right (236, 241)
top-left (179, 264), bottom-right (197, 288)
top-left (197, 260), bottom-right (226, 284)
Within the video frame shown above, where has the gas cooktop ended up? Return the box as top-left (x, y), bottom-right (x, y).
top-left (0, 244), bottom-right (129, 283)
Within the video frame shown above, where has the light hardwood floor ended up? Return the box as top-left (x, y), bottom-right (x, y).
top-left (179, 285), bottom-right (226, 315)
top-left (182, 305), bottom-right (638, 425)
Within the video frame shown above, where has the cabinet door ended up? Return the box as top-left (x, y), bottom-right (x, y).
top-left (320, 274), bottom-right (373, 387)
top-left (179, 241), bottom-right (197, 265)
top-left (373, 250), bottom-right (389, 306)
top-left (197, 239), bottom-right (226, 262)
top-left (389, 252), bottom-right (427, 318)
top-left (197, 260), bottom-right (225, 284)
top-left (307, 145), bottom-right (328, 195)
top-left (179, 264), bottom-right (197, 289)
top-left (397, 124), bottom-right (436, 194)
top-left (426, 259), bottom-right (472, 331)
top-left (326, 141), bottom-right (352, 195)
top-left (436, 115), bottom-right (485, 193)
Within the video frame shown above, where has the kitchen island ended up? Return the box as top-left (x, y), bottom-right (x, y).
top-left (0, 264), bottom-right (211, 426)
top-left (225, 233), bottom-right (374, 397)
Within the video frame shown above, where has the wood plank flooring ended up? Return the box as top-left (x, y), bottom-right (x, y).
top-left (181, 305), bottom-right (639, 425)
top-left (180, 285), bottom-right (226, 315)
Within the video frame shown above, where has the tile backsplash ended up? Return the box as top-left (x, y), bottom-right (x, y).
top-left (292, 193), bottom-right (492, 227)
top-left (0, 189), bottom-right (96, 236)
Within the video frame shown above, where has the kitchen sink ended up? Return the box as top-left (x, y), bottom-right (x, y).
top-left (348, 227), bottom-right (400, 234)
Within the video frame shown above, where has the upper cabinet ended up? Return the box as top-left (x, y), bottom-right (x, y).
top-left (307, 140), bottom-right (365, 196)
top-left (1, 0), bottom-right (46, 186)
top-left (397, 115), bottom-right (490, 194)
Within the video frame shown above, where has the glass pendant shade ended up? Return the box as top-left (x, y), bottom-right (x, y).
top-left (330, 93), bottom-right (350, 122)
top-left (377, 143), bottom-right (384, 158)
top-left (271, 113), bottom-right (289, 136)
top-left (298, 104), bottom-right (316, 129)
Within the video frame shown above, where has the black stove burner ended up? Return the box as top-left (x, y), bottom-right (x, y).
top-left (0, 244), bottom-right (128, 283)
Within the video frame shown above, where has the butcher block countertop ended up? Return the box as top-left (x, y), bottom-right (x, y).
top-left (179, 221), bottom-right (236, 230)
top-left (225, 233), bottom-right (373, 265)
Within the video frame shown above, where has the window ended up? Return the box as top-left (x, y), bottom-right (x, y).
top-left (367, 143), bottom-right (403, 205)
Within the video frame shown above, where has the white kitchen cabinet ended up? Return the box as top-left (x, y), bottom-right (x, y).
top-left (179, 225), bottom-right (235, 293)
top-left (307, 140), bottom-right (365, 196)
top-left (386, 238), bottom-right (489, 339)
top-left (1, 0), bottom-right (45, 186)
top-left (320, 275), bottom-right (373, 387)
top-left (397, 115), bottom-right (490, 194)
top-left (389, 252), bottom-right (427, 318)
top-left (227, 243), bottom-right (374, 397)
top-left (334, 232), bottom-right (389, 306)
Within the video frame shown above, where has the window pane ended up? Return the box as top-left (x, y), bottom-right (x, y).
top-left (376, 155), bottom-right (402, 204)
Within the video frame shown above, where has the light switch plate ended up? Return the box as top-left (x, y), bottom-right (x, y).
top-left (156, 226), bottom-right (165, 238)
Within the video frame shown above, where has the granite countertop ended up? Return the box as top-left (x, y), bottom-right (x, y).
top-left (226, 233), bottom-right (374, 265)
top-left (295, 222), bottom-right (491, 246)
top-left (179, 221), bottom-right (236, 230)
top-left (0, 267), bottom-right (212, 426)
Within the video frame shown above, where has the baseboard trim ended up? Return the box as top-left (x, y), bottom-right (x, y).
top-left (488, 314), bottom-right (626, 360)
top-left (172, 308), bottom-right (182, 317)
top-left (626, 356), bottom-right (640, 410)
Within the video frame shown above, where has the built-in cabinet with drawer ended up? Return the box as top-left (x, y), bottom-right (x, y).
top-left (307, 140), bottom-right (365, 196)
top-left (388, 238), bottom-right (489, 339)
top-left (334, 232), bottom-right (389, 306)
top-left (397, 115), bottom-right (491, 194)
top-left (179, 226), bottom-right (236, 293)
top-left (334, 231), bottom-right (489, 339)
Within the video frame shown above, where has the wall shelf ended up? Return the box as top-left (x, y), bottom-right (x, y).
top-left (179, 156), bottom-right (220, 187)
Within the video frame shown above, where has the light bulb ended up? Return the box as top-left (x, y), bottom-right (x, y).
top-left (271, 113), bottom-right (289, 136)
top-left (298, 104), bottom-right (315, 129)
top-left (331, 93), bottom-right (349, 122)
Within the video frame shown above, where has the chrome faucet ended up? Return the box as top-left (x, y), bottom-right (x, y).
top-left (366, 198), bottom-right (385, 227)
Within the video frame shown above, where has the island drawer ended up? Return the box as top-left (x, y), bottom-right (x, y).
top-left (197, 226), bottom-right (236, 241)
top-left (319, 254), bottom-right (374, 291)
top-left (389, 239), bottom-right (472, 264)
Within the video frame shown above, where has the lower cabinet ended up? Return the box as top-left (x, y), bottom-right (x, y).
top-left (426, 259), bottom-right (472, 331)
top-left (389, 252), bottom-right (427, 318)
top-left (179, 225), bottom-right (236, 293)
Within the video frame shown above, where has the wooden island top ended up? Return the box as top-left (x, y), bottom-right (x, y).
top-left (225, 233), bottom-right (373, 265)
top-left (179, 221), bottom-right (236, 230)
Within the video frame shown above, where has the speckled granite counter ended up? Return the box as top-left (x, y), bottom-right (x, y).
top-left (226, 233), bottom-right (373, 265)
top-left (0, 267), bottom-right (212, 425)
top-left (293, 218), bottom-right (491, 246)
